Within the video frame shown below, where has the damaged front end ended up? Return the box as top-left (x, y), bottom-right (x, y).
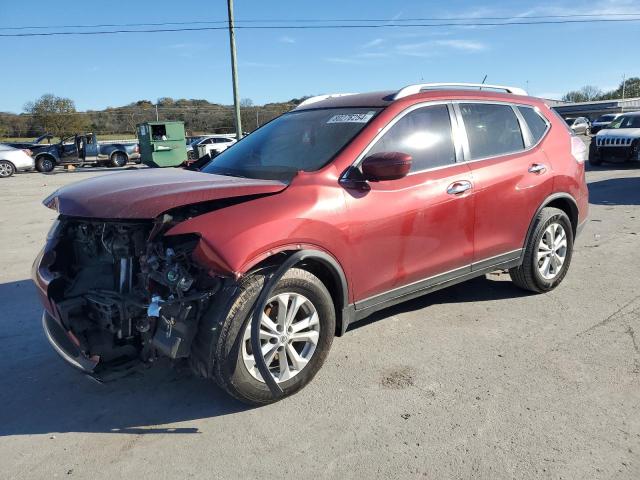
top-left (36, 215), bottom-right (223, 380)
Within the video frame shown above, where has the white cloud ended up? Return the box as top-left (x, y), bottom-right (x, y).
top-left (356, 52), bottom-right (389, 59)
top-left (362, 38), bottom-right (385, 49)
top-left (324, 57), bottom-right (364, 65)
top-left (279, 36), bottom-right (296, 44)
top-left (434, 39), bottom-right (488, 52)
top-left (396, 39), bottom-right (488, 57)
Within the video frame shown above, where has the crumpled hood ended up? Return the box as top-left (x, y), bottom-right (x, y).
top-left (44, 168), bottom-right (288, 219)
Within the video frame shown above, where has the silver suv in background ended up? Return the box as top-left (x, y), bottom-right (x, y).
top-left (565, 117), bottom-right (591, 135)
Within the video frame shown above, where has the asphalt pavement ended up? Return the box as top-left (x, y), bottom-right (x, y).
top-left (0, 156), bottom-right (639, 479)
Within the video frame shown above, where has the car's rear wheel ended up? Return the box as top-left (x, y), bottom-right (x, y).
top-left (192, 267), bottom-right (335, 405)
top-left (35, 156), bottom-right (55, 173)
top-left (510, 207), bottom-right (574, 293)
top-left (0, 160), bottom-right (15, 178)
top-left (110, 152), bottom-right (127, 168)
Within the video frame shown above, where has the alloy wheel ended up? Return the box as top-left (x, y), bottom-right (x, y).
top-left (537, 222), bottom-right (567, 280)
top-left (0, 162), bottom-right (13, 177)
top-left (242, 292), bottom-right (320, 383)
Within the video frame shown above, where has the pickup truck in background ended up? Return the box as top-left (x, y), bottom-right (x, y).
top-left (29, 133), bottom-right (140, 172)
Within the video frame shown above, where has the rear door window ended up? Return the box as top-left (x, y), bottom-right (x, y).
top-left (459, 103), bottom-right (525, 160)
top-left (517, 106), bottom-right (549, 144)
top-left (367, 104), bottom-right (456, 172)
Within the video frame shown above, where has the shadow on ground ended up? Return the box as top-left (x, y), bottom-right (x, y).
top-left (349, 274), bottom-right (528, 332)
top-left (588, 176), bottom-right (640, 206)
top-left (0, 280), bottom-right (248, 438)
top-left (1, 274), bottom-right (523, 437)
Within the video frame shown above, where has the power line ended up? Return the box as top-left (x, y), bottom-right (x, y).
top-left (3, 12), bottom-right (640, 31)
top-left (2, 17), bottom-right (640, 37)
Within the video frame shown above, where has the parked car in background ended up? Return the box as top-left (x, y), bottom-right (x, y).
top-left (187, 134), bottom-right (237, 160)
top-left (591, 113), bottom-right (622, 134)
top-left (34, 83), bottom-right (588, 405)
top-left (0, 144), bottom-right (35, 178)
top-left (590, 111), bottom-right (640, 166)
top-left (32, 133), bottom-right (140, 172)
top-left (6, 133), bottom-right (54, 152)
top-left (564, 117), bottom-right (591, 135)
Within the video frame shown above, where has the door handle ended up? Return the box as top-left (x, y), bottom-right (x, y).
top-left (528, 163), bottom-right (547, 174)
top-left (447, 180), bottom-right (473, 195)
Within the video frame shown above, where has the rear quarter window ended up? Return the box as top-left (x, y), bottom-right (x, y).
top-left (459, 103), bottom-right (525, 160)
top-left (517, 106), bottom-right (549, 144)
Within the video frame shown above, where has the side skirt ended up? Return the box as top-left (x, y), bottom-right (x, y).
top-left (341, 250), bottom-right (522, 332)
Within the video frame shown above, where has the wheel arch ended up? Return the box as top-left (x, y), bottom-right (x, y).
top-left (524, 193), bottom-right (579, 248)
top-left (247, 248), bottom-right (351, 337)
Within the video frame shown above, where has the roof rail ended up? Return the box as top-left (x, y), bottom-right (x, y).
top-left (296, 93), bottom-right (357, 108)
top-left (393, 83), bottom-right (528, 100)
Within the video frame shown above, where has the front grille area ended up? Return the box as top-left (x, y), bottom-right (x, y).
top-left (596, 137), bottom-right (634, 147)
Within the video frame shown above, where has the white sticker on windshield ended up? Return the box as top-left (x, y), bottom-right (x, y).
top-left (327, 111), bottom-right (376, 124)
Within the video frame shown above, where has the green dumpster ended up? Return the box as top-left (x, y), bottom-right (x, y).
top-left (137, 121), bottom-right (187, 168)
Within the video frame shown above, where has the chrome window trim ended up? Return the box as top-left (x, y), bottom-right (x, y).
top-left (345, 100), bottom-right (465, 177)
top-left (453, 100), bottom-right (551, 164)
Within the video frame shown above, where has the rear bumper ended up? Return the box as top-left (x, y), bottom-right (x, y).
top-left (42, 310), bottom-right (98, 374)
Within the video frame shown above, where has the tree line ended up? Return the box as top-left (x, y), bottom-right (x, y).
top-left (0, 94), bottom-right (307, 140)
top-left (561, 77), bottom-right (640, 103)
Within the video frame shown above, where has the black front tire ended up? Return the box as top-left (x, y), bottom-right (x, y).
top-left (510, 207), bottom-right (574, 293)
top-left (191, 267), bottom-right (336, 405)
top-left (35, 156), bottom-right (55, 173)
top-left (110, 152), bottom-right (128, 168)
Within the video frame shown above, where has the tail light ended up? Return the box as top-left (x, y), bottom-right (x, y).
top-left (570, 136), bottom-right (587, 163)
top-left (22, 149), bottom-right (33, 156)
top-left (135, 144), bottom-right (140, 153)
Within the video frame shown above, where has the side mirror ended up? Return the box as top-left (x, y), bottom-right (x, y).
top-left (361, 151), bottom-right (412, 181)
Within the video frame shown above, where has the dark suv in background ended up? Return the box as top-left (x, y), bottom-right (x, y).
top-left (34, 83), bottom-right (588, 404)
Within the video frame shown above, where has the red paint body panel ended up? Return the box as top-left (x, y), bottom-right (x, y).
top-left (48, 168), bottom-right (287, 219)
top-left (469, 147), bottom-right (553, 260)
top-left (343, 163), bottom-right (475, 301)
top-left (36, 89), bottom-right (589, 310)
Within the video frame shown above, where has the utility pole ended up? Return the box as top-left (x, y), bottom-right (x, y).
top-left (155, 104), bottom-right (159, 121)
top-left (621, 73), bottom-right (627, 113)
top-left (227, 0), bottom-right (242, 140)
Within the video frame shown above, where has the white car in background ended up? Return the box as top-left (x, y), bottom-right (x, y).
top-left (186, 135), bottom-right (237, 160)
top-left (0, 144), bottom-right (35, 178)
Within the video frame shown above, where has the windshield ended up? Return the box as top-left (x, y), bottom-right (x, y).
top-left (595, 115), bottom-right (616, 122)
top-left (564, 118), bottom-right (576, 126)
top-left (606, 115), bottom-right (640, 129)
top-left (202, 107), bottom-right (380, 180)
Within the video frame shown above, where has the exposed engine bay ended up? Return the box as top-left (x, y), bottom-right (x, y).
top-left (46, 217), bottom-right (221, 376)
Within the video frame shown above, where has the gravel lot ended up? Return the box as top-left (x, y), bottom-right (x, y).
top-left (1, 153), bottom-right (639, 479)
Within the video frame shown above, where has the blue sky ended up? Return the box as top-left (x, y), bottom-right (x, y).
top-left (1, 0), bottom-right (639, 112)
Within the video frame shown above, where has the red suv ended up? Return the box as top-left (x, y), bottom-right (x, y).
top-left (33, 83), bottom-right (588, 404)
